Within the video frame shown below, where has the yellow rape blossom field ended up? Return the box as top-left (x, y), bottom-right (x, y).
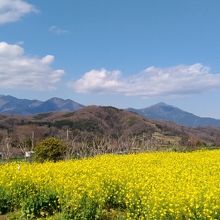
top-left (1, 150), bottom-right (220, 219)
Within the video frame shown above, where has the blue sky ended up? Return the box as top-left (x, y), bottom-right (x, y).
top-left (0, 0), bottom-right (220, 118)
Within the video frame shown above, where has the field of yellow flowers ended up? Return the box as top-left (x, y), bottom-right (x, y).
top-left (1, 150), bottom-right (220, 219)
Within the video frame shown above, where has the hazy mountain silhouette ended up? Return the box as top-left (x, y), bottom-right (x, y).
top-left (128, 102), bottom-right (220, 127)
top-left (0, 95), bottom-right (84, 115)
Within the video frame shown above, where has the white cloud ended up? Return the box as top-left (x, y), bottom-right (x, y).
top-left (0, 0), bottom-right (36, 24)
top-left (72, 69), bottom-right (122, 93)
top-left (49, 25), bottom-right (69, 35)
top-left (71, 64), bottom-right (220, 97)
top-left (41, 55), bottom-right (54, 64)
top-left (0, 42), bottom-right (64, 90)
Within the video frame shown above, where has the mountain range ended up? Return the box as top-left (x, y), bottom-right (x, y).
top-left (0, 100), bottom-right (220, 158)
top-left (0, 95), bottom-right (219, 128)
top-left (0, 95), bottom-right (84, 115)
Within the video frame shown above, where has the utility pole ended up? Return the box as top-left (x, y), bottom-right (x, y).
top-left (5, 137), bottom-right (10, 160)
top-left (66, 129), bottom-right (69, 141)
top-left (31, 131), bottom-right (35, 151)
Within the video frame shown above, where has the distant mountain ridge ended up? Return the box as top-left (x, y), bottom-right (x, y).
top-left (0, 95), bottom-right (84, 115)
top-left (0, 95), bottom-right (220, 128)
top-left (128, 102), bottom-right (220, 128)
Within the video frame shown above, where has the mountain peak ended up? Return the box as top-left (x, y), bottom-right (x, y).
top-left (46, 97), bottom-right (66, 104)
top-left (47, 97), bottom-right (65, 101)
top-left (153, 102), bottom-right (170, 107)
top-left (145, 103), bottom-right (178, 113)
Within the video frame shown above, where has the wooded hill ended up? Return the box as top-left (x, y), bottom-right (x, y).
top-left (0, 106), bottom-right (219, 158)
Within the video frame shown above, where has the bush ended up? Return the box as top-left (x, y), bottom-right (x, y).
top-left (34, 137), bottom-right (67, 162)
top-left (0, 187), bottom-right (11, 214)
top-left (64, 194), bottom-right (101, 220)
top-left (21, 190), bottom-right (60, 219)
